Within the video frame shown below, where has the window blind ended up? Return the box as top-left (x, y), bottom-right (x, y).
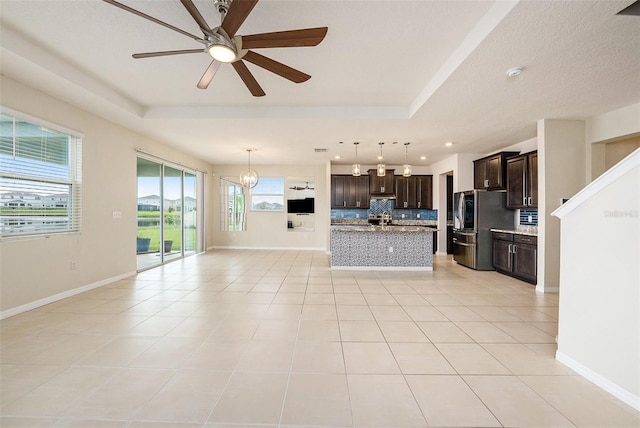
top-left (0, 112), bottom-right (82, 238)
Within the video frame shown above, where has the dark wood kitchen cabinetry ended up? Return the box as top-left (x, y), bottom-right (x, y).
top-left (331, 175), bottom-right (370, 209)
top-left (368, 169), bottom-right (395, 197)
top-left (474, 151), bottom-right (519, 190)
top-left (506, 151), bottom-right (538, 209)
top-left (492, 232), bottom-right (537, 284)
top-left (394, 175), bottom-right (433, 209)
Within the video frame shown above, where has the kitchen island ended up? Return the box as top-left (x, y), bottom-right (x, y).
top-left (330, 225), bottom-right (437, 270)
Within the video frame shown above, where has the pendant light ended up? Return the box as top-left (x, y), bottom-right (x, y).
top-left (402, 142), bottom-right (412, 177)
top-left (352, 142), bottom-right (361, 176)
top-left (240, 148), bottom-right (259, 189)
top-left (376, 142), bottom-right (386, 177)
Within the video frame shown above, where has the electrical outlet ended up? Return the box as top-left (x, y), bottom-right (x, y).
top-left (356, 213), bottom-right (359, 218)
top-left (112, 211), bottom-right (122, 219)
top-left (340, 212), bottom-right (344, 218)
top-left (70, 261), bottom-right (76, 270)
top-left (388, 246), bottom-right (394, 253)
top-left (527, 215), bottom-right (533, 223)
top-left (416, 213), bottom-right (420, 218)
top-left (401, 213), bottom-right (405, 219)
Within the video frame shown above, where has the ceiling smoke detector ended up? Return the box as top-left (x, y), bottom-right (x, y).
top-left (506, 67), bottom-right (523, 78)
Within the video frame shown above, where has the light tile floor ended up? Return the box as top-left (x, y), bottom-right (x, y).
top-left (1, 250), bottom-right (639, 428)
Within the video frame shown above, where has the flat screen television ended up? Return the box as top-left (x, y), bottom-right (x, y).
top-left (287, 198), bottom-right (314, 214)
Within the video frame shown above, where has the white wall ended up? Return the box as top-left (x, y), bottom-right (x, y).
top-left (0, 76), bottom-right (215, 315)
top-left (212, 164), bottom-right (329, 250)
top-left (554, 158), bottom-right (639, 410)
top-left (537, 119), bottom-right (586, 293)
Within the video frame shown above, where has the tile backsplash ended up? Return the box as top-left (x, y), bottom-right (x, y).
top-left (331, 199), bottom-right (437, 221)
top-left (519, 209), bottom-right (538, 226)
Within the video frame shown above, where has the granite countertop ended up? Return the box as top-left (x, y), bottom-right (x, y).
top-left (332, 225), bottom-right (437, 233)
top-left (491, 226), bottom-right (538, 236)
top-left (331, 219), bottom-right (438, 227)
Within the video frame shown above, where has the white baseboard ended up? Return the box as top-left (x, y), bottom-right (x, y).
top-left (331, 266), bottom-right (433, 271)
top-left (0, 271), bottom-right (137, 320)
top-left (556, 350), bottom-right (640, 411)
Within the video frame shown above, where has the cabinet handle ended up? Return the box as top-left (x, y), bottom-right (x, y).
top-left (528, 197), bottom-right (532, 206)
top-left (381, 186), bottom-right (385, 193)
top-left (523, 197), bottom-right (527, 206)
top-left (513, 245), bottom-right (517, 254)
top-left (343, 201), bottom-right (346, 207)
top-left (508, 244), bottom-right (512, 253)
top-left (418, 201), bottom-right (421, 208)
top-left (484, 179), bottom-right (489, 188)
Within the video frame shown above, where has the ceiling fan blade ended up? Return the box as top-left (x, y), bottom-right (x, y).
top-left (102, 0), bottom-right (204, 42)
top-left (242, 50), bottom-right (310, 83)
top-left (180, 0), bottom-right (211, 33)
top-left (241, 27), bottom-right (328, 49)
top-left (197, 60), bottom-right (221, 89)
top-left (133, 49), bottom-right (204, 59)
top-left (221, 0), bottom-right (259, 38)
top-left (232, 60), bottom-right (266, 97)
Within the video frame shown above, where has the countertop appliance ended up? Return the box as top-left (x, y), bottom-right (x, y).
top-left (452, 190), bottom-right (514, 270)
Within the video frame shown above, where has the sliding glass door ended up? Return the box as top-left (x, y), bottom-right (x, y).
top-left (136, 156), bottom-right (201, 271)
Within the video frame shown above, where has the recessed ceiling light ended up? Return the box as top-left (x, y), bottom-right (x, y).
top-left (335, 155), bottom-right (341, 159)
top-left (445, 141), bottom-right (454, 147)
top-left (420, 156), bottom-right (426, 160)
top-left (506, 66), bottom-right (523, 78)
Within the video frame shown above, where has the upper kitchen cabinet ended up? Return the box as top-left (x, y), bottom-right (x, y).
top-left (331, 175), bottom-right (369, 209)
top-left (473, 151), bottom-right (519, 190)
top-left (368, 169), bottom-right (395, 198)
top-left (395, 175), bottom-right (433, 209)
top-left (506, 151), bottom-right (538, 209)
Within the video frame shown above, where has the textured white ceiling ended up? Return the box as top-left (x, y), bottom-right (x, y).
top-left (1, 0), bottom-right (639, 167)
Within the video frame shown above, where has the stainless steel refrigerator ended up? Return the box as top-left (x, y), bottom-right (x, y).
top-left (452, 190), bottom-right (514, 270)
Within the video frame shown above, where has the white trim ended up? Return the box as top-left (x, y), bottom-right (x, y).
top-left (552, 148), bottom-right (640, 218)
top-left (536, 285), bottom-right (559, 293)
top-left (331, 266), bottom-right (433, 271)
top-left (0, 105), bottom-right (84, 138)
top-left (0, 271), bottom-right (136, 320)
top-left (556, 350), bottom-right (640, 411)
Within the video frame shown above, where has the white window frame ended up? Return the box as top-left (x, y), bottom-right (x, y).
top-left (250, 177), bottom-right (284, 212)
top-left (0, 107), bottom-right (83, 240)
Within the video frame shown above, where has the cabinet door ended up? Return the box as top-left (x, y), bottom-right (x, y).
top-left (394, 177), bottom-right (409, 209)
top-left (356, 176), bottom-right (370, 209)
top-left (492, 239), bottom-right (512, 272)
top-left (506, 156), bottom-right (526, 209)
top-left (513, 243), bottom-right (537, 283)
top-left (331, 175), bottom-right (347, 208)
top-left (417, 175), bottom-right (432, 209)
top-left (527, 153), bottom-right (538, 208)
top-left (345, 176), bottom-right (358, 208)
top-left (487, 155), bottom-right (503, 189)
top-left (474, 159), bottom-right (488, 189)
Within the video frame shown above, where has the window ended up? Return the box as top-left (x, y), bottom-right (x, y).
top-left (251, 177), bottom-right (284, 211)
top-left (0, 110), bottom-right (82, 239)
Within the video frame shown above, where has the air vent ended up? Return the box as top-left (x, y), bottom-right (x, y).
top-left (314, 148), bottom-right (328, 153)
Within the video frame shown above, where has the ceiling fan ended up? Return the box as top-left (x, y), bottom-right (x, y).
top-left (289, 182), bottom-right (314, 191)
top-left (102, 0), bottom-right (328, 96)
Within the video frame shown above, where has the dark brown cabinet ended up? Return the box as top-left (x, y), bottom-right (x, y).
top-left (492, 232), bottom-right (537, 284)
top-left (474, 151), bottom-right (519, 190)
top-left (394, 175), bottom-right (433, 209)
top-left (506, 151), bottom-right (538, 209)
top-left (331, 175), bottom-right (369, 209)
top-left (368, 169), bottom-right (395, 197)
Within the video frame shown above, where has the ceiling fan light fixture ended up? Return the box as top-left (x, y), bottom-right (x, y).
top-left (208, 33), bottom-right (237, 63)
top-left (240, 148), bottom-right (259, 189)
